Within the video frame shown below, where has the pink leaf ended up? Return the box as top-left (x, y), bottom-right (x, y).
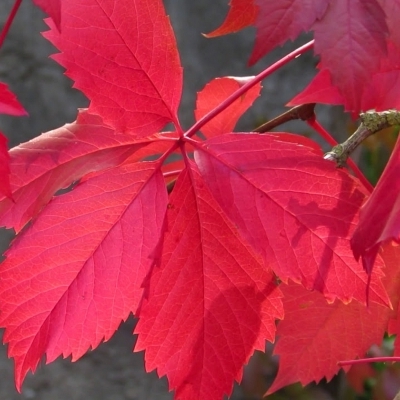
top-left (269, 280), bottom-right (392, 392)
top-left (313, 0), bottom-right (388, 112)
top-left (377, 0), bottom-right (400, 50)
top-left (250, 0), bottom-right (329, 64)
top-left (0, 82), bottom-right (27, 116)
top-left (43, 0), bottom-right (183, 137)
top-left (135, 162), bottom-right (283, 400)
top-left (0, 161), bottom-right (168, 390)
top-left (352, 136), bottom-right (400, 273)
top-left (361, 41), bottom-right (400, 111)
top-left (290, 43), bottom-right (400, 113)
top-left (194, 133), bottom-right (388, 305)
top-left (270, 242), bottom-right (400, 393)
top-left (0, 110), bottom-right (172, 232)
top-left (0, 133), bottom-right (11, 198)
top-left (195, 76), bottom-right (261, 138)
top-left (206, 0), bottom-right (258, 37)
top-left (31, 0), bottom-right (61, 30)
top-left (288, 68), bottom-right (345, 107)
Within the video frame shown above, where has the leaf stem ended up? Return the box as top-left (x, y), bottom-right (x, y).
top-left (306, 116), bottom-right (338, 147)
top-left (0, 0), bottom-right (22, 50)
top-left (338, 357), bottom-right (400, 367)
top-left (158, 141), bottom-right (180, 165)
top-left (184, 40), bottom-right (315, 138)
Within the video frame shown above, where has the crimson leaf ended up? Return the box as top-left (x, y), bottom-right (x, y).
top-left (0, 82), bottom-right (27, 117)
top-left (135, 162), bottom-right (284, 400)
top-left (31, 0), bottom-right (61, 29)
top-left (352, 135), bottom-right (400, 273)
top-left (43, 0), bottom-right (183, 137)
top-left (194, 133), bottom-right (387, 304)
top-left (0, 160), bottom-right (168, 389)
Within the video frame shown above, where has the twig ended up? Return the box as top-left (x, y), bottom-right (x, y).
top-left (254, 103), bottom-right (316, 133)
top-left (308, 117), bottom-right (374, 192)
top-left (324, 109), bottom-right (400, 167)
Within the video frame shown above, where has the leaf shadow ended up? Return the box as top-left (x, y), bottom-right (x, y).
top-left (286, 176), bottom-right (365, 294)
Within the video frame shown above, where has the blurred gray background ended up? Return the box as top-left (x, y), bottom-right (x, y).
top-left (0, 1), bottom-right (348, 399)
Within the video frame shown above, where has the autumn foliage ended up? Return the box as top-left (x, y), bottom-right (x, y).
top-left (0, 1), bottom-right (400, 399)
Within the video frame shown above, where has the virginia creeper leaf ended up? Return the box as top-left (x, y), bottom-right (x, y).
top-left (387, 243), bottom-right (400, 356)
top-left (291, 42), bottom-right (400, 112)
top-left (195, 77), bottom-right (261, 138)
top-left (214, 0), bottom-right (394, 113)
top-left (0, 82), bottom-right (27, 116)
top-left (194, 133), bottom-right (388, 304)
top-left (288, 68), bottom-right (345, 107)
top-left (43, 0), bottom-right (183, 137)
top-left (206, 0), bottom-right (258, 37)
top-left (312, 0), bottom-right (388, 112)
top-left (0, 133), bottom-right (11, 199)
top-left (3, 0), bottom-right (399, 396)
top-left (0, 110), bottom-right (172, 232)
top-left (32, 0), bottom-right (61, 29)
top-left (361, 41), bottom-right (400, 111)
top-left (377, 0), bottom-right (400, 50)
top-left (0, 160), bottom-right (168, 390)
top-left (269, 243), bottom-right (400, 394)
top-left (250, 0), bottom-right (328, 65)
top-left (362, 72), bottom-right (400, 113)
top-left (0, 82), bottom-right (26, 200)
top-left (352, 135), bottom-right (400, 274)
top-left (135, 162), bottom-right (284, 400)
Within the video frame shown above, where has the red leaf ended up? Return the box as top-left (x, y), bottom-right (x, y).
top-left (313, 0), bottom-right (388, 112)
top-left (0, 160), bottom-right (168, 390)
top-left (290, 43), bottom-right (400, 113)
top-left (377, 0), bottom-right (400, 51)
top-left (268, 243), bottom-right (400, 394)
top-left (269, 285), bottom-right (388, 392)
top-left (31, 0), bottom-right (61, 30)
top-left (195, 77), bottom-right (261, 138)
top-left (0, 133), bottom-right (11, 198)
top-left (362, 73), bottom-right (400, 113)
top-left (0, 82), bottom-right (27, 116)
top-left (288, 68), bottom-right (345, 107)
top-left (239, 0), bottom-right (394, 113)
top-left (361, 41), bottom-right (400, 111)
top-left (206, 0), bottom-right (258, 37)
top-left (3, 0), bottom-right (397, 395)
top-left (249, 0), bottom-right (329, 64)
top-left (386, 243), bottom-right (400, 356)
top-left (0, 110), bottom-right (172, 232)
top-left (43, 0), bottom-right (183, 137)
top-left (352, 135), bottom-right (400, 274)
top-left (194, 133), bottom-right (388, 304)
top-left (135, 162), bottom-right (283, 400)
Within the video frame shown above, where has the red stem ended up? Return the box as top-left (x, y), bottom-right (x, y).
top-left (306, 116), bottom-right (337, 147)
top-left (338, 357), bottom-right (400, 367)
top-left (0, 0), bottom-right (22, 49)
top-left (307, 118), bottom-right (374, 193)
top-left (184, 40), bottom-right (315, 138)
